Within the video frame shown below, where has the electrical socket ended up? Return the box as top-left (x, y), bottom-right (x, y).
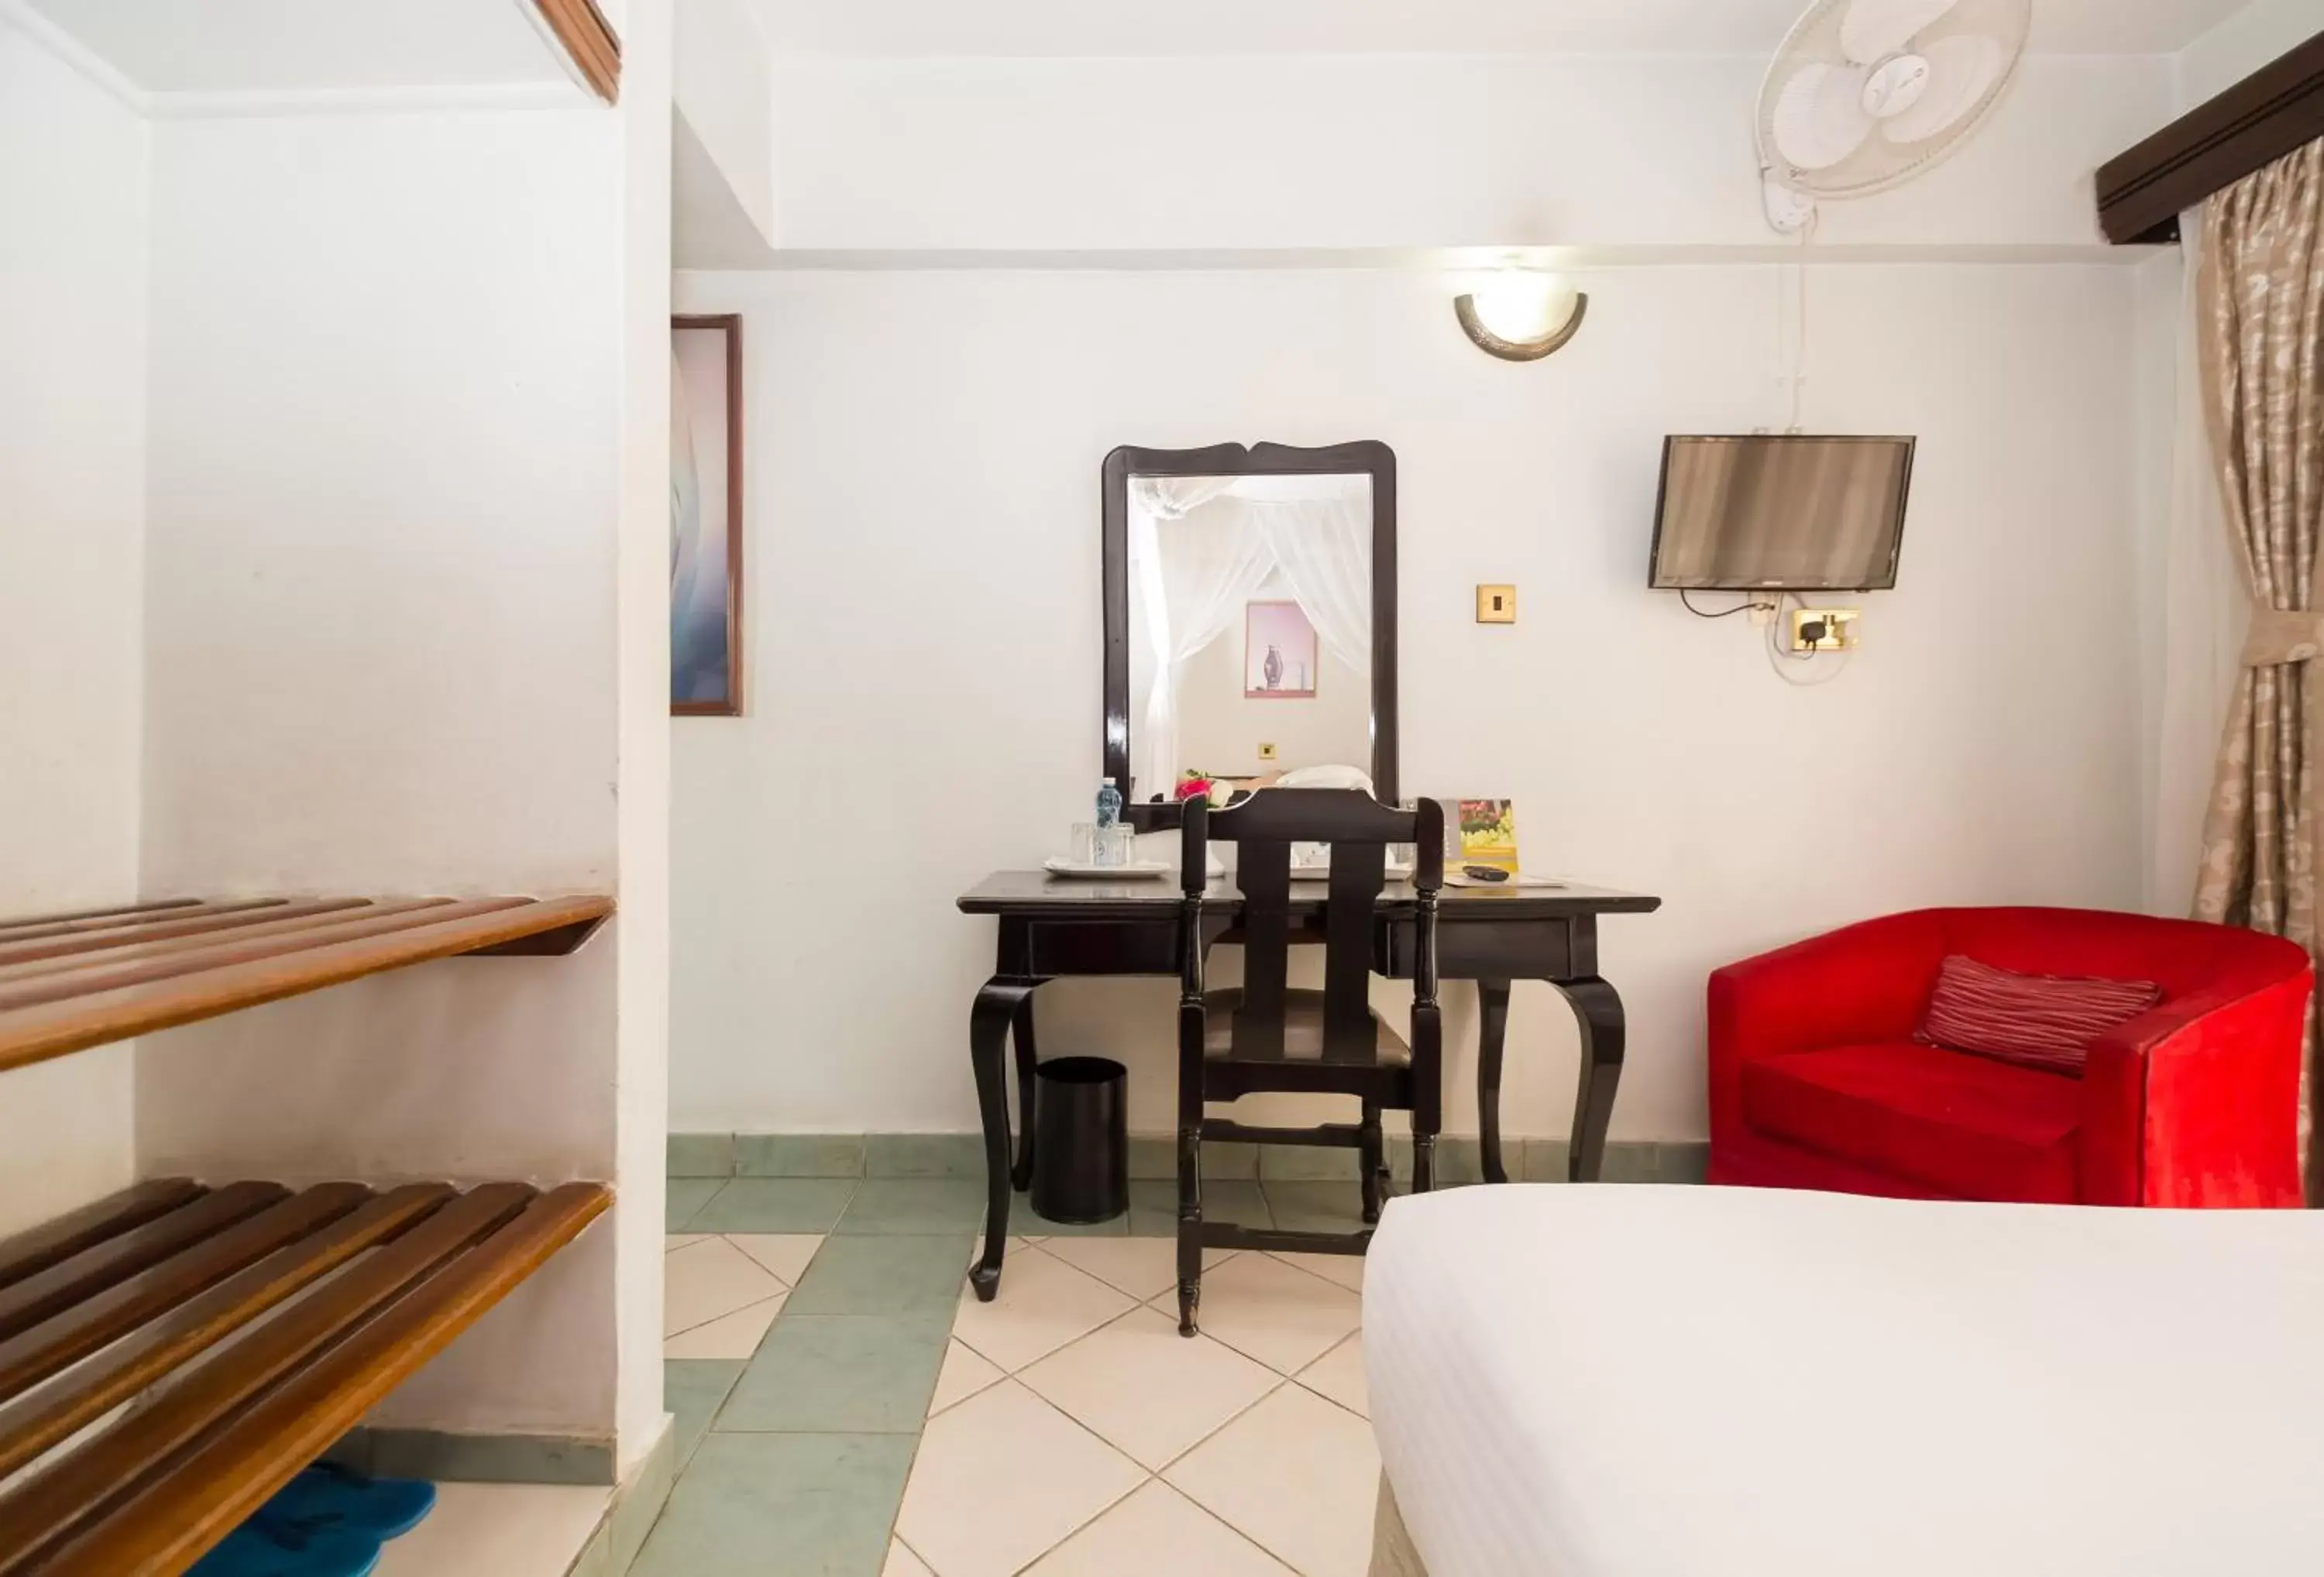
top-left (1789, 608), bottom-right (1860, 653)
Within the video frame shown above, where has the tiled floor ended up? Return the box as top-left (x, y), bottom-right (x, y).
top-left (373, 1483), bottom-right (610, 1576)
top-left (641, 1175), bottom-right (1385, 1576)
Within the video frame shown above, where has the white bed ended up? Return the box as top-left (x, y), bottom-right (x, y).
top-left (1363, 1184), bottom-right (2324, 1577)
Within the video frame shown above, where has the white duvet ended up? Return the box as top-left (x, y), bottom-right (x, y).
top-left (1364, 1184), bottom-right (2324, 1577)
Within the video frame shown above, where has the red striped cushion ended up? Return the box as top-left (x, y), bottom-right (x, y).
top-left (1917, 954), bottom-right (2161, 1075)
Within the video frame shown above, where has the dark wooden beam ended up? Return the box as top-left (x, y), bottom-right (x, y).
top-left (2098, 29), bottom-right (2324, 244)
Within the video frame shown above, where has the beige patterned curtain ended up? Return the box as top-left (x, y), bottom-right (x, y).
top-left (2192, 139), bottom-right (2324, 1200)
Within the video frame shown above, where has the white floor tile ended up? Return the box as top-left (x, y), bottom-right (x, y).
top-left (1296, 1333), bottom-right (1369, 1418)
top-left (1164, 1384), bottom-right (1380, 1577)
top-left (1023, 1480), bottom-right (1292, 1576)
top-left (372, 1483), bottom-right (610, 1577)
top-left (1037, 1236), bottom-right (1181, 1301)
top-left (929, 1338), bottom-right (1006, 1417)
top-left (1270, 1250), bottom-right (1367, 1294)
top-left (1019, 1307), bottom-right (1280, 1471)
top-left (896, 1381), bottom-right (1144, 1577)
top-left (884, 1537), bottom-right (937, 1577)
top-left (951, 1249), bottom-right (1135, 1373)
top-left (665, 1234), bottom-right (710, 1253)
top-left (723, 1232), bottom-right (822, 1287)
top-left (665, 1237), bottom-right (788, 1338)
top-left (964, 1236), bottom-right (1049, 1267)
top-left (662, 1292), bottom-right (784, 1359)
top-left (1177, 1251), bottom-right (1362, 1375)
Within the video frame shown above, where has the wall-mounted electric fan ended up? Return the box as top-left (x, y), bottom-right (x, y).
top-left (1757, 0), bottom-right (2033, 232)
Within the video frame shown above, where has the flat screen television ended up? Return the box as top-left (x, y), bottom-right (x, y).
top-left (1648, 435), bottom-right (1916, 591)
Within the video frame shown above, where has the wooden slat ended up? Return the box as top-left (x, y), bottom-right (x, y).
top-left (0, 900), bottom-right (198, 936)
top-left (0, 1184), bottom-right (371, 1407)
top-left (0, 898), bottom-right (530, 1012)
top-left (0, 899), bottom-right (380, 974)
top-left (0, 1184), bottom-right (538, 1574)
top-left (0, 1184), bottom-right (287, 1347)
top-left (0, 1181), bottom-right (207, 1296)
top-left (33, 1184), bottom-right (608, 1577)
top-left (0, 895), bottom-right (614, 1076)
top-left (531, 0), bottom-right (620, 101)
top-left (0, 901), bottom-right (285, 948)
top-left (0, 1185), bottom-right (453, 1483)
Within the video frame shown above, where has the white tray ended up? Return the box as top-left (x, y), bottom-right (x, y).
top-left (1043, 857), bottom-right (1174, 881)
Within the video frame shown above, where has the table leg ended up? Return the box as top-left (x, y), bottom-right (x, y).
top-left (1476, 979), bottom-right (1513, 1184)
top-left (1552, 977), bottom-right (1626, 1183)
top-left (970, 978), bottom-right (1037, 1301)
top-left (1009, 993), bottom-right (1038, 1192)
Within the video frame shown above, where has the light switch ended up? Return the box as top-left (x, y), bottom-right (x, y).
top-left (1477, 585), bottom-right (1517, 624)
top-left (1258, 743), bottom-right (1279, 761)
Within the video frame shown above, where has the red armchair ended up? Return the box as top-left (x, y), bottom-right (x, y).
top-left (1709, 908), bottom-right (2312, 1208)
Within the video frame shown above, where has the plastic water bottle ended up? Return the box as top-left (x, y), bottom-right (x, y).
top-left (1095, 777), bottom-right (1122, 828)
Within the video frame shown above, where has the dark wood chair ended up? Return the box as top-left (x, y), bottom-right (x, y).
top-left (1174, 788), bottom-right (1445, 1336)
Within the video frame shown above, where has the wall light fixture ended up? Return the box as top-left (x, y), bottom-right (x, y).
top-left (1455, 266), bottom-right (1588, 362)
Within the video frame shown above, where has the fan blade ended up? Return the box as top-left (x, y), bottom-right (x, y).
top-left (1771, 62), bottom-right (1876, 173)
top-left (1880, 33), bottom-right (2006, 144)
top-left (1839, 0), bottom-right (1958, 66)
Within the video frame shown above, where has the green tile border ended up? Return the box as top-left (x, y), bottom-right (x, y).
top-left (624, 1430), bottom-right (914, 1577)
top-left (672, 1132), bottom-right (1707, 1187)
top-left (562, 1416), bottom-right (675, 1577)
top-left (665, 1132), bottom-right (736, 1179)
top-left (737, 1134), bottom-right (867, 1179)
top-left (686, 1178), bottom-right (860, 1234)
top-left (330, 1427), bottom-right (612, 1486)
top-left (1386, 1136), bottom-right (1487, 1185)
top-left (864, 1133), bottom-right (984, 1177)
top-left (716, 1314), bottom-right (953, 1434)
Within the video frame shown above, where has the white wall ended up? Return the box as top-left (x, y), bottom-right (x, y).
top-left (132, 96), bottom-right (656, 1455)
top-left (671, 261), bottom-right (2144, 1143)
top-left (676, 0), bottom-right (774, 245)
top-left (2178, 0), bottom-right (2322, 109)
top-left (0, 15), bottom-right (148, 1237)
top-left (768, 53), bottom-right (2171, 254)
top-left (608, 0), bottom-right (678, 1478)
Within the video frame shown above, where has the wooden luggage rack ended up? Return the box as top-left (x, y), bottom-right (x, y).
top-left (0, 895), bottom-right (615, 1575)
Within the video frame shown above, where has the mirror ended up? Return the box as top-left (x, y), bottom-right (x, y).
top-left (1103, 441), bottom-right (1398, 829)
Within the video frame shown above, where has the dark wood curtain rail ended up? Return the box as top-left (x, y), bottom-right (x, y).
top-left (2099, 28), bottom-right (2324, 243)
top-left (0, 895), bottom-right (613, 1075)
top-left (0, 1178), bottom-right (610, 1574)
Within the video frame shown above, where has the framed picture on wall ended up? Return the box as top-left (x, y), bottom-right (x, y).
top-left (1245, 600), bottom-right (1318, 699)
top-left (672, 314), bottom-right (744, 716)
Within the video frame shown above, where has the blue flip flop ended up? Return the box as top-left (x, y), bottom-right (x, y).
top-left (187, 1520), bottom-right (381, 1577)
top-left (253, 1463), bottom-right (437, 1542)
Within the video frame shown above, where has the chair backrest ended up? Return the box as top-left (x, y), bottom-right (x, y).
top-left (1180, 788), bottom-right (1444, 1063)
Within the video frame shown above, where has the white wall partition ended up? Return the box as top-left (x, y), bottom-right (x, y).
top-left (0, 15), bottom-right (149, 1238)
top-left (131, 77), bottom-right (670, 1462)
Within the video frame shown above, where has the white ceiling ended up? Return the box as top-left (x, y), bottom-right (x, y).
top-left (26, 0), bottom-right (568, 93)
top-left (746, 0), bottom-right (2257, 58)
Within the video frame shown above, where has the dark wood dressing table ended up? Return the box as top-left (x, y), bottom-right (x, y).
top-left (957, 871), bottom-right (1661, 1298)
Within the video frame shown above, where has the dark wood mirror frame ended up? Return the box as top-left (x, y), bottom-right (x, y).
top-left (1102, 440), bottom-right (1399, 832)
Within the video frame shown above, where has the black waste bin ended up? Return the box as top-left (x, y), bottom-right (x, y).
top-left (1031, 1056), bottom-right (1129, 1225)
